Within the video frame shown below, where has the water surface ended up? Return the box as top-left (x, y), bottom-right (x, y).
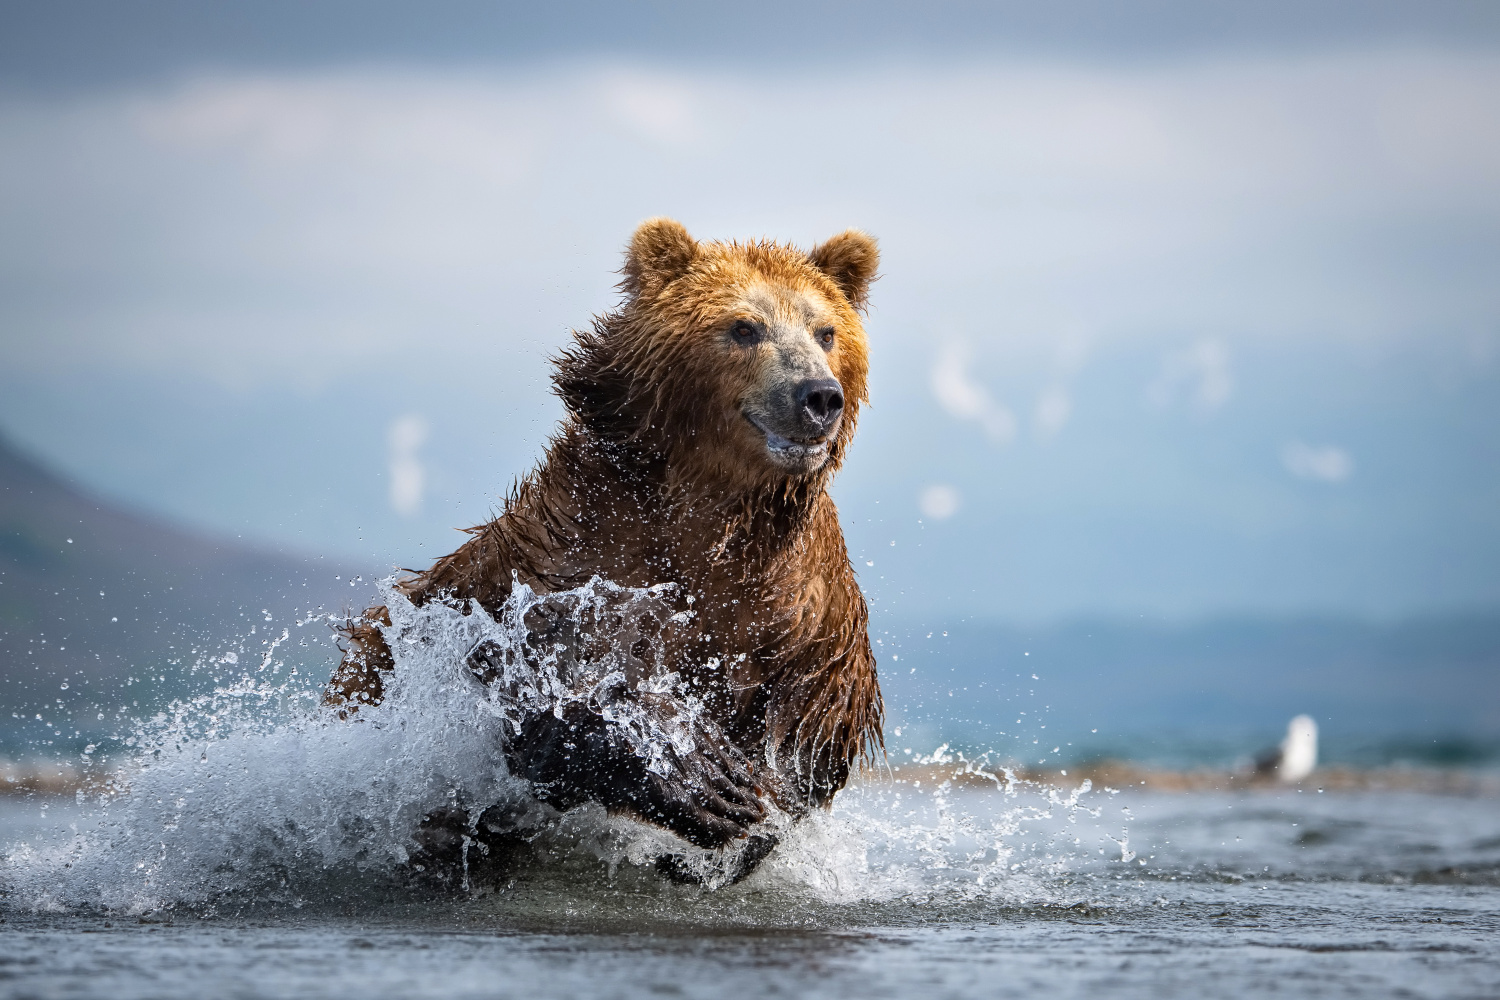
top-left (4, 784), bottom-right (1498, 1000)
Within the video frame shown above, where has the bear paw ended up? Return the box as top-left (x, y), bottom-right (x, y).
top-left (506, 703), bottom-right (767, 849)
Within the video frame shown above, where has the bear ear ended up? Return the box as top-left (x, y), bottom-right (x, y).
top-left (621, 217), bottom-right (698, 298)
top-left (808, 229), bottom-right (879, 312)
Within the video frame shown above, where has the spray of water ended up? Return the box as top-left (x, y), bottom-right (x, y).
top-left (2, 578), bottom-right (1127, 917)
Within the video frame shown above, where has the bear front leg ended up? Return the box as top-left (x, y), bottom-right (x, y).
top-left (505, 702), bottom-right (767, 849)
top-left (325, 605), bottom-right (395, 714)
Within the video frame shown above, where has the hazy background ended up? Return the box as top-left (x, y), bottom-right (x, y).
top-left (2, 1), bottom-right (1497, 761)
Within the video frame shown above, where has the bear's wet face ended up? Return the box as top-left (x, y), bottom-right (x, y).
top-left (555, 218), bottom-right (878, 494)
top-left (725, 283), bottom-right (847, 474)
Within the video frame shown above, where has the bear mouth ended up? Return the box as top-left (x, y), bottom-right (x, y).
top-left (742, 412), bottom-right (833, 466)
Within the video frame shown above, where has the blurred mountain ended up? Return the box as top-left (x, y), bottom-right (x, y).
top-left (6, 426), bottom-right (1495, 762)
top-left (0, 433), bottom-right (364, 728)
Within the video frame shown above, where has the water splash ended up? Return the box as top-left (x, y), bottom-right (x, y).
top-left (1, 578), bottom-right (1125, 917)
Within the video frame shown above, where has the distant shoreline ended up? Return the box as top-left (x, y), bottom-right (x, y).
top-left (6, 756), bottom-right (1497, 800)
top-left (861, 758), bottom-right (1500, 797)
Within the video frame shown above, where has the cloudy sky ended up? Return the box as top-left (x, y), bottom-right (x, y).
top-left (1, 1), bottom-right (1497, 622)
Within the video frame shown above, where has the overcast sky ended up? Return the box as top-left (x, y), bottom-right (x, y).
top-left (2, 2), bottom-right (1497, 622)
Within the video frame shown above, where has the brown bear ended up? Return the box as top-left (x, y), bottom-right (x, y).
top-left (326, 218), bottom-right (882, 876)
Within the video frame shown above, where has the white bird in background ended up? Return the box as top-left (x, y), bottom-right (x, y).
top-left (1255, 715), bottom-right (1319, 783)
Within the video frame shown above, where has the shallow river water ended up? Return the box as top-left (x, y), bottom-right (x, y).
top-left (3, 784), bottom-right (1498, 1000)
top-left (3, 589), bottom-right (1498, 998)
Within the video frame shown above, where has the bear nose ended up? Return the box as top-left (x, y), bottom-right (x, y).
top-left (796, 378), bottom-right (845, 433)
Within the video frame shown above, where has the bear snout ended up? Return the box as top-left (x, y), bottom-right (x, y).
top-left (796, 378), bottom-right (844, 435)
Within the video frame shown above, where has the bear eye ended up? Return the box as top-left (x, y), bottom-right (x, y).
top-left (729, 319), bottom-right (763, 345)
top-left (815, 326), bottom-right (836, 350)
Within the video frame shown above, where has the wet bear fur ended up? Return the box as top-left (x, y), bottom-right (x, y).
top-left (327, 218), bottom-right (883, 865)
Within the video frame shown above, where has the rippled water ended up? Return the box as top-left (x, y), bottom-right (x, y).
top-left (4, 786), bottom-right (1499, 999)
top-left (2, 584), bottom-right (1498, 998)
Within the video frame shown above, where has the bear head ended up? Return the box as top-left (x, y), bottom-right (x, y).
top-left (556, 218), bottom-right (878, 499)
